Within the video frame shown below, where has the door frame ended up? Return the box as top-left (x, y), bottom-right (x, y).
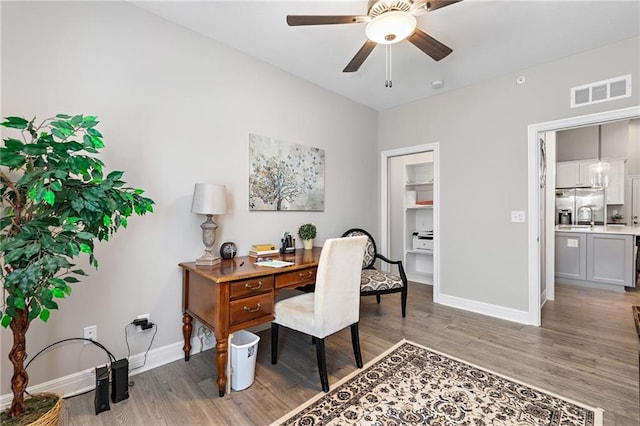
top-left (381, 143), bottom-right (440, 301)
top-left (527, 105), bottom-right (640, 325)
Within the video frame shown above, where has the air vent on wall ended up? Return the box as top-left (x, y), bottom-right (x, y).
top-left (570, 74), bottom-right (631, 108)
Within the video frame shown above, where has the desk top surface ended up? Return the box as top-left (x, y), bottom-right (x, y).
top-left (179, 247), bottom-right (321, 283)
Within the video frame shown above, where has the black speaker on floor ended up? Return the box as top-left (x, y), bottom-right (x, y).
top-left (95, 365), bottom-right (110, 415)
top-left (111, 358), bottom-right (129, 403)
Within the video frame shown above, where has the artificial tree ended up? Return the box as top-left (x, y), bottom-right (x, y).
top-left (0, 114), bottom-right (154, 419)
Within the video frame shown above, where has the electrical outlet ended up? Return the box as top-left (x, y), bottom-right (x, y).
top-left (84, 325), bottom-right (97, 344)
top-left (136, 313), bottom-right (150, 333)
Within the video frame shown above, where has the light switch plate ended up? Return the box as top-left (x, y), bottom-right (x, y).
top-left (567, 239), bottom-right (579, 247)
top-left (511, 211), bottom-right (526, 223)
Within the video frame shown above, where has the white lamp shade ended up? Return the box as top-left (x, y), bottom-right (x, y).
top-left (365, 11), bottom-right (416, 45)
top-left (191, 184), bottom-right (227, 215)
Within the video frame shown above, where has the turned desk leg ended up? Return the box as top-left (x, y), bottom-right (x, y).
top-left (215, 336), bottom-right (229, 397)
top-left (182, 313), bottom-right (193, 361)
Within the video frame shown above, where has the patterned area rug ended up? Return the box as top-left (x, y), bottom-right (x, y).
top-left (272, 340), bottom-right (603, 425)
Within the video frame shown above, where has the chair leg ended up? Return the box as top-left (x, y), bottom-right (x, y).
top-left (271, 323), bottom-right (279, 365)
top-left (401, 285), bottom-right (408, 318)
top-left (376, 294), bottom-right (381, 304)
top-left (350, 323), bottom-right (363, 368)
top-left (314, 337), bottom-right (329, 392)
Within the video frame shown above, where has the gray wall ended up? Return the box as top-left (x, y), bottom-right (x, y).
top-left (378, 36), bottom-right (639, 312)
top-left (0, 2), bottom-right (378, 395)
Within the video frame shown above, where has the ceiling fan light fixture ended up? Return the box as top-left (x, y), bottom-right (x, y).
top-left (365, 11), bottom-right (417, 45)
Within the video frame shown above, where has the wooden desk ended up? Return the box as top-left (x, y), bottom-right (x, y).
top-left (179, 248), bottom-right (320, 397)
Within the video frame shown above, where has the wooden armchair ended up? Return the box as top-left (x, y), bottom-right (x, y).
top-left (342, 228), bottom-right (408, 317)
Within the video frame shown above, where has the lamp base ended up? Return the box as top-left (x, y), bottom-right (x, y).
top-left (196, 254), bottom-right (221, 266)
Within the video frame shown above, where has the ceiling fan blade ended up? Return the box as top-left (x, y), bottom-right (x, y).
top-left (286, 15), bottom-right (368, 26)
top-left (427, 0), bottom-right (462, 12)
top-left (343, 41), bottom-right (377, 73)
top-left (411, 0), bottom-right (462, 16)
top-left (407, 29), bottom-right (452, 61)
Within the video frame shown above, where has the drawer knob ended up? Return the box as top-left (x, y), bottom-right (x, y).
top-left (244, 281), bottom-right (263, 291)
top-left (243, 303), bottom-right (262, 313)
top-left (298, 271), bottom-right (314, 278)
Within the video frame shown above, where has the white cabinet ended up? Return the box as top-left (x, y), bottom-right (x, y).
top-left (556, 160), bottom-right (598, 188)
top-left (556, 159), bottom-right (626, 204)
top-left (605, 159), bottom-right (625, 205)
top-left (404, 162), bottom-right (434, 284)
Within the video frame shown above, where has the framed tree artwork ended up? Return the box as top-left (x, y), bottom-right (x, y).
top-left (249, 134), bottom-right (325, 211)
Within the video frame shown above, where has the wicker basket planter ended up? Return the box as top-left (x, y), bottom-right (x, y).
top-left (29, 393), bottom-right (62, 426)
top-left (1, 393), bottom-right (62, 426)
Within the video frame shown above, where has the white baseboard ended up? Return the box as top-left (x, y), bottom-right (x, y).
top-left (438, 293), bottom-right (530, 325)
top-left (0, 334), bottom-right (216, 410)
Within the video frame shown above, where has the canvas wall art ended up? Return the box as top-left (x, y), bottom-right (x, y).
top-left (249, 134), bottom-right (325, 211)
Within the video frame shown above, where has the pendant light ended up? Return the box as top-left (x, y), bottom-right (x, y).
top-left (589, 125), bottom-right (609, 188)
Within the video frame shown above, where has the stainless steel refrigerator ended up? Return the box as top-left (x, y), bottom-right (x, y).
top-left (555, 187), bottom-right (606, 225)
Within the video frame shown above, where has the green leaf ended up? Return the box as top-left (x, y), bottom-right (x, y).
top-left (52, 288), bottom-right (65, 298)
top-left (14, 298), bottom-right (26, 310)
top-left (55, 114), bottom-right (72, 119)
top-left (4, 138), bottom-right (24, 151)
top-left (44, 190), bottom-right (55, 205)
top-left (66, 217), bottom-right (81, 224)
top-left (70, 115), bottom-right (82, 126)
top-left (50, 181), bottom-right (62, 191)
top-left (48, 277), bottom-right (66, 287)
top-left (75, 231), bottom-right (94, 240)
top-left (2, 116), bottom-right (29, 129)
top-left (79, 243), bottom-right (92, 253)
top-left (63, 276), bottom-right (80, 283)
top-left (1, 315), bottom-right (11, 327)
top-left (103, 215), bottom-right (111, 226)
top-left (23, 144), bottom-right (47, 155)
top-left (40, 309), bottom-right (50, 322)
top-left (0, 149), bottom-right (25, 168)
top-left (28, 305), bottom-right (41, 322)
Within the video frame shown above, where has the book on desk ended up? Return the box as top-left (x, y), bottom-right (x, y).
top-left (248, 244), bottom-right (280, 259)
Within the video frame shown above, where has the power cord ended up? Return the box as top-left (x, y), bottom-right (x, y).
top-left (124, 321), bottom-right (158, 373)
top-left (23, 337), bottom-right (116, 398)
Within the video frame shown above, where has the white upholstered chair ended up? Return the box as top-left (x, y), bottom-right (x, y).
top-left (270, 235), bottom-right (368, 392)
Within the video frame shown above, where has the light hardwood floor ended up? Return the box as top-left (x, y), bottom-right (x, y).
top-left (59, 282), bottom-right (640, 425)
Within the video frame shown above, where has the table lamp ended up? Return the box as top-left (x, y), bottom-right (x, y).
top-left (191, 183), bottom-right (227, 266)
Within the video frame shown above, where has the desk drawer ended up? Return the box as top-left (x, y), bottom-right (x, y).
top-left (230, 276), bottom-right (274, 300)
top-left (230, 293), bottom-right (273, 326)
top-left (276, 267), bottom-right (317, 289)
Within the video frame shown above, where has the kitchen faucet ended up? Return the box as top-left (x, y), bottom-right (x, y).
top-left (578, 206), bottom-right (594, 227)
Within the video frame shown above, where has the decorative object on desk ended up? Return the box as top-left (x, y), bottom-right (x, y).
top-left (298, 223), bottom-right (317, 250)
top-left (272, 340), bottom-right (603, 426)
top-left (0, 114), bottom-right (154, 422)
top-left (220, 242), bottom-right (237, 260)
top-left (249, 244), bottom-right (280, 259)
top-left (249, 134), bottom-right (325, 211)
top-left (280, 231), bottom-right (296, 254)
top-left (191, 183), bottom-right (226, 266)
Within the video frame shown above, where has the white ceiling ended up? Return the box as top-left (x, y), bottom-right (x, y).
top-left (132, 0), bottom-right (640, 111)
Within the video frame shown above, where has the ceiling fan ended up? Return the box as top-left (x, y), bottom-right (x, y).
top-left (287, 0), bottom-right (462, 73)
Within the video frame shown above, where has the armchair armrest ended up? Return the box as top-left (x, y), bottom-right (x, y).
top-left (374, 254), bottom-right (408, 284)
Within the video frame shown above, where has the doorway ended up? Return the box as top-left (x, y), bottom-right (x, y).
top-left (381, 143), bottom-right (440, 302)
top-left (527, 105), bottom-right (640, 326)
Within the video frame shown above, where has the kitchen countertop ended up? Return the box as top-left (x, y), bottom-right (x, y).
top-left (555, 224), bottom-right (640, 236)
